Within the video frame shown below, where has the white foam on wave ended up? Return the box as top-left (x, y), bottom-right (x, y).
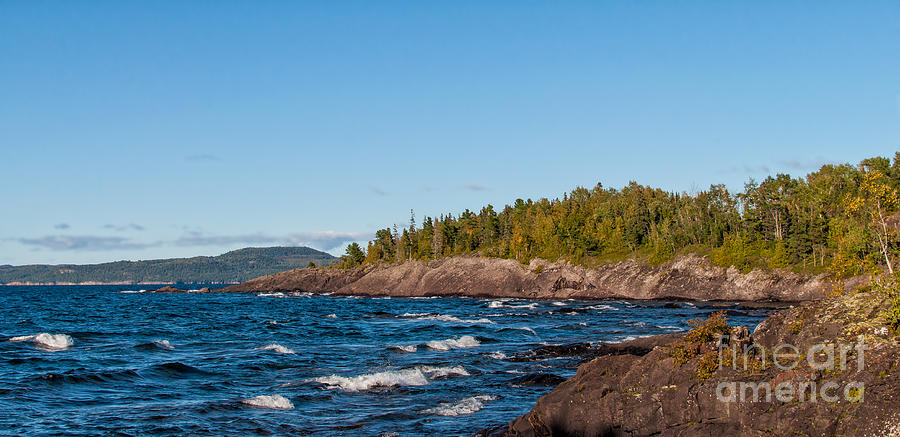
top-left (516, 326), bottom-right (537, 335)
top-left (409, 314), bottom-right (495, 325)
top-left (10, 333), bottom-right (74, 351)
top-left (487, 351), bottom-right (507, 360)
top-left (488, 300), bottom-right (537, 309)
top-left (325, 314), bottom-right (337, 319)
top-left (552, 301), bottom-right (566, 306)
top-left (423, 395), bottom-right (498, 416)
top-left (153, 340), bottom-right (174, 350)
top-left (313, 368), bottom-right (429, 391)
top-left (256, 343), bottom-right (295, 354)
top-left (657, 325), bottom-right (684, 331)
top-left (420, 365), bottom-right (470, 378)
top-left (587, 304), bottom-right (619, 311)
top-left (313, 365), bottom-right (468, 391)
top-left (424, 335), bottom-right (480, 351)
top-left (241, 394), bottom-right (294, 410)
top-left (390, 345), bottom-right (418, 353)
top-left (258, 292), bottom-right (285, 298)
top-left (119, 289), bottom-right (148, 294)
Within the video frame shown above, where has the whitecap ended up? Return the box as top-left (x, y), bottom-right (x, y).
top-left (119, 289), bottom-right (147, 294)
top-left (10, 333), bottom-right (74, 351)
top-left (587, 304), bottom-right (619, 311)
top-left (657, 325), bottom-right (683, 330)
top-left (255, 343), bottom-right (295, 354)
top-left (552, 301), bottom-right (566, 306)
top-left (313, 368), bottom-right (429, 391)
top-left (312, 366), bottom-right (469, 391)
top-left (424, 335), bottom-right (480, 351)
top-left (412, 314), bottom-right (495, 325)
top-left (390, 345), bottom-right (418, 353)
top-left (487, 351), bottom-right (507, 360)
top-left (325, 314), bottom-right (337, 319)
top-left (258, 292), bottom-right (285, 298)
top-left (153, 340), bottom-right (174, 350)
top-left (420, 365), bottom-right (470, 378)
top-left (241, 394), bottom-right (294, 410)
top-left (423, 395), bottom-right (497, 416)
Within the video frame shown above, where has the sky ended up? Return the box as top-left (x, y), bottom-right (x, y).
top-left (1, 1), bottom-right (899, 265)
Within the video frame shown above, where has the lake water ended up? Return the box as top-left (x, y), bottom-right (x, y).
top-left (0, 285), bottom-right (776, 436)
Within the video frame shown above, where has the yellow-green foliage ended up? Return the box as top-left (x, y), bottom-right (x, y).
top-left (697, 351), bottom-right (719, 381)
top-left (669, 311), bottom-right (730, 371)
top-left (684, 311), bottom-right (730, 344)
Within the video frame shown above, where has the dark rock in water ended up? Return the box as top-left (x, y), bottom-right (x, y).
top-left (510, 373), bottom-right (566, 386)
top-left (197, 287), bottom-right (211, 293)
top-left (152, 286), bottom-right (187, 293)
top-left (508, 343), bottom-right (593, 362)
top-left (662, 302), bottom-right (680, 308)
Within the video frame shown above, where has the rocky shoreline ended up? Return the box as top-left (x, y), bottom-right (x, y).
top-left (204, 254), bottom-right (860, 302)
top-left (493, 290), bottom-right (900, 436)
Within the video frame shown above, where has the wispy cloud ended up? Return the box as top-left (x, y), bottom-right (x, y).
top-left (185, 154), bottom-right (220, 162)
top-left (174, 231), bottom-right (371, 251)
top-left (18, 235), bottom-right (159, 251)
top-left (776, 157), bottom-right (832, 171)
top-left (464, 183), bottom-right (489, 191)
top-left (370, 186), bottom-right (387, 196)
top-left (53, 223), bottom-right (70, 230)
top-left (103, 223), bottom-right (146, 232)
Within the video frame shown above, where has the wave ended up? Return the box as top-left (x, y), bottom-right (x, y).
top-left (241, 394), bottom-right (294, 410)
top-left (137, 340), bottom-right (174, 350)
top-left (255, 343), bottom-right (295, 354)
top-left (37, 368), bottom-right (139, 385)
top-left (150, 362), bottom-right (210, 376)
top-left (657, 325), bottom-right (684, 331)
top-left (552, 301), bottom-right (567, 306)
top-left (313, 365), bottom-right (468, 391)
top-left (325, 314), bottom-right (337, 319)
top-left (313, 368), bottom-right (429, 391)
top-left (419, 365), bottom-right (470, 378)
top-left (424, 335), bottom-right (480, 351)
top-left (586, 304), bottom-right (620, 311)
top-left (119, 289), bottom-right (148, 294)
top-left (488, 300), bottom-right (538, 309)
top-left (423, 395), bottom-right (497, 416)
top-left (404, 313), bottom-right (495, 325)
top-left (487, 351), bottom-right (507, 360)
top-left (257, 292), bottom-right (285, 297)
top-left (389, 345), bottom-right (418, 353)
top-left (10, 333), bottom-right (74, 351)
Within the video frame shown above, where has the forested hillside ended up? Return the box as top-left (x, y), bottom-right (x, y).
top-left (341, 154), bottom-right (900, 278)
top-left (0, 247), bottom-right (336, 284)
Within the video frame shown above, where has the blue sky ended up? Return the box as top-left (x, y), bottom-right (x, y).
top-left (1, 1), bottom-right (899, 265)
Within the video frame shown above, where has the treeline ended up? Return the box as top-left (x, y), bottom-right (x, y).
top-left (1, 246), bottom-right (336, 284)
top-left (340, 154), bottom-right (900, 277)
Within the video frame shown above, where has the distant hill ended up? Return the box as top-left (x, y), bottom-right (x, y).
top-left (0, 247), bottom-right (336, 285)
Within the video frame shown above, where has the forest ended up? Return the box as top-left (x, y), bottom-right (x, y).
top-left (340, 154), bottom-right (900, 279)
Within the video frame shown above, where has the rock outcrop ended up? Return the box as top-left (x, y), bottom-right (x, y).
top-left (217, 255), bottom-right (861, 302)
top-left (501, 291), bottom-right (900, 436)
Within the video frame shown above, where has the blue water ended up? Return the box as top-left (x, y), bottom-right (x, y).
top-left (0, 285), bottom-right (777, 436)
